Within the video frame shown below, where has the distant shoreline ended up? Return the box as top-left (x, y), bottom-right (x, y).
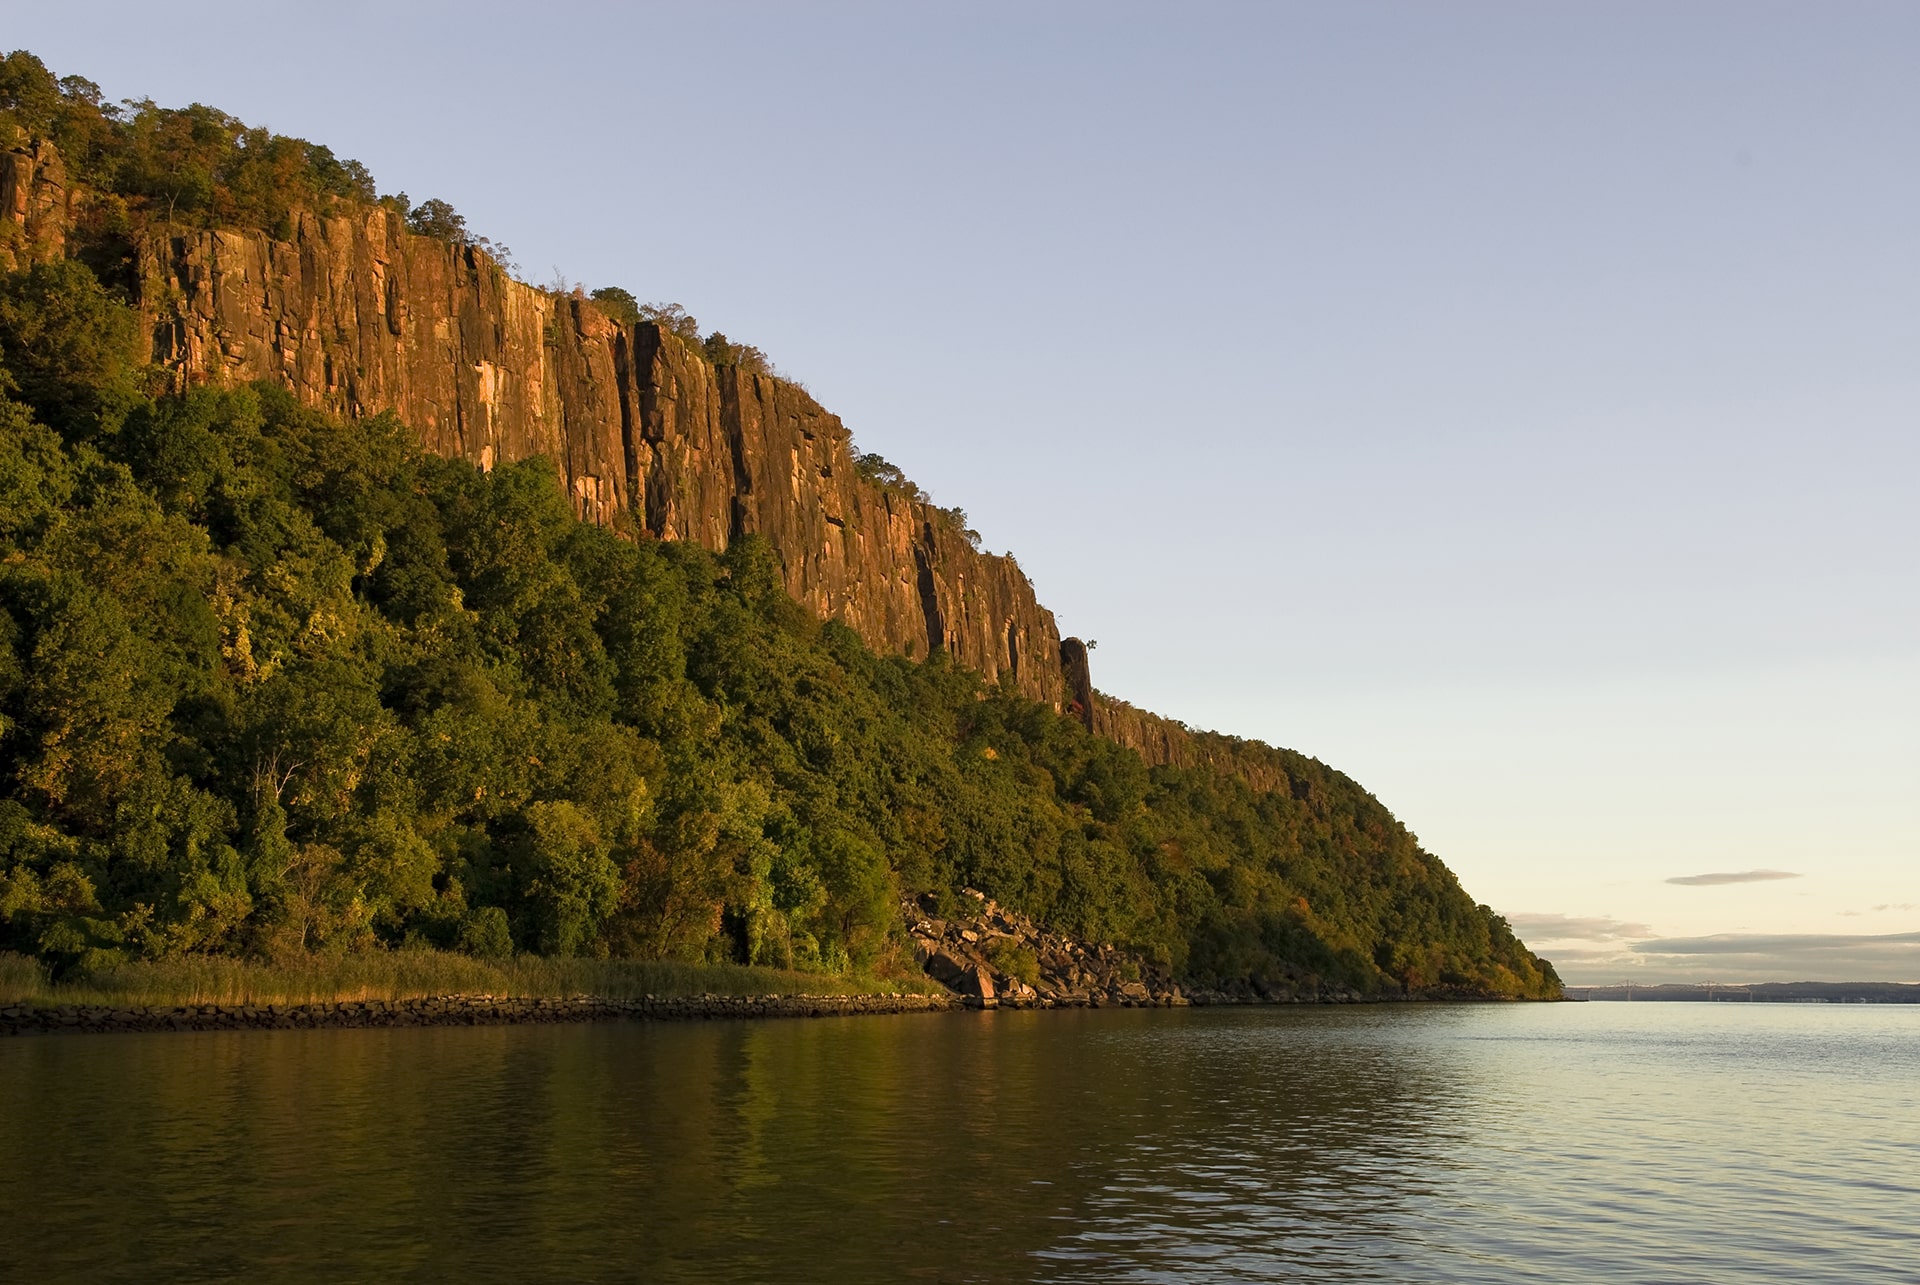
top-left (1566, 981), bottom-right (1920, 1003)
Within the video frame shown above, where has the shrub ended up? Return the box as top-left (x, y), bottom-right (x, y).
top-left (702, 331), bottom-right (772, 376)
top-left (459, 907), bottom-right (514, 960)
top-left (589, 287), bottom-right (641, 326)
top-left (987, 939), bottom-right (1039, 988)
top-left (635, 301), bottom-right (700, 342)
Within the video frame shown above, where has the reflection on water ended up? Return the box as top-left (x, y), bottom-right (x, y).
top-left (1, 1004), bottom-right (1915, 1282)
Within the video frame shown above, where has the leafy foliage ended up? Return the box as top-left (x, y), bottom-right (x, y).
top-left (0, 258), bottom-right (1559, 998)
top-left (634, 300), bottom-right (701, 342)
top-left (584, 291), bottom-right (784, 380)
top-left (0, 50), bottom-right (509, 266)
top-left (0, 47), bottom-right (1563, 999)
top-left (2, 51), bottom-right (375, 238)
top-left (853, 452), bottom-right (981, 546)
top-left (0, 259), bottom-right (143, 435)
top-left (701, 331), bottom-right (773, 376)
top-left (390, 194), bottom-right (514, 268)
top-left (587, 287), bottom-right (644, 327)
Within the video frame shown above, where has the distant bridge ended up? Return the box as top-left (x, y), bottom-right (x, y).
top-left (1567, 981), bottom-right (1755, 1002)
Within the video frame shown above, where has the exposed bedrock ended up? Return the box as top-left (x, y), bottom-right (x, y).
top-left (122, 206), bottom-right (1064, 707)
top-left (0, 126), bottom-right (69, 271)
top-left (0, 154), bottom-right (1228, 751)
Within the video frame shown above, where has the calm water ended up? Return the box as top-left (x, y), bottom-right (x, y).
top-left (1, 1003), bottom-right (1915, 1282)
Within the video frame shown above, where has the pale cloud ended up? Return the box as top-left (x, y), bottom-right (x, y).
top-left (1508, 906), bottom-right (1920, 985)
top-left (1541, 924), bottom-right (1920, 985)
top-left (1597, 930), bottom-right (1920, 984)
top-left (1506, 912), bottom-right (1650, 941)
top-left (1665, 869), bottom-right (1802, 887)
top-left (1521, 946), bottom-right (1626, 964)
top-left (1635, 930), bottom-right (1920, 956)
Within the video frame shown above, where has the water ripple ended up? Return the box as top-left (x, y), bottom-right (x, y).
top-left (0, 1004), bottom-right (1914, 1281)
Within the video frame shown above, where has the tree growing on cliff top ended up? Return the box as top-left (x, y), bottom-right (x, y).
top-left (404, 197), bottom-right (467, 242)
top-left (591, 294), bottom-right (778, 379)
top-left (397, 195), bottom-right (516, 270)
top-left (636, 301), bottom-right (701, 343)
top-left (588, 287), bottom-right (642, 326)
top-left (701, 332), bottom-right (773, 377)
top-left (851, 453), bottom-right (981, 545)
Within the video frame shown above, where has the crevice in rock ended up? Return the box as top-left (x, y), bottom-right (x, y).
top-left (913, 536), bottom-right (945, 658)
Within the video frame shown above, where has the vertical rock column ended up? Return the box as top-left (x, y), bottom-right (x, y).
top-left (132, 213), bottom-right (1072, 708)
top-left (1060, 637), bottom-right (1095, 729)
top-left (0, 130), bottom-right (69, 271)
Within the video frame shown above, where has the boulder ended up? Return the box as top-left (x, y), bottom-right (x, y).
top-left (923, 949), bottom-right (972, 990)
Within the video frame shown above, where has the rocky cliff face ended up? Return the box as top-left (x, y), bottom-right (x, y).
top-left (1091, 693), bottom-right (1298, 796)
top-left (118, 205), bottom-right (1064, 706)
top-left (0, 148), bottom-right (1208, 741)
top-left (0, 126), bottom-right (69, 272)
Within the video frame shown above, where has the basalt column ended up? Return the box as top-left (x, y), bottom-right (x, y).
top-left (127, 208), bottom-right (1069, 708)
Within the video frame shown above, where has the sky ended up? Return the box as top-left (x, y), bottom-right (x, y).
top-left (7, 1), bottom-right (1915, 983)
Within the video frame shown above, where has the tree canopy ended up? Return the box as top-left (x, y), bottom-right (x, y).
top-left (0, 50), bottom-right (1559, 997)
top-left (0, 255), bottom-right (1558, 999)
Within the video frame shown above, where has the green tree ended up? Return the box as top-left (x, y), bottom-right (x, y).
top-left (514, 801), bottom-right (620, 956)
top-left (0, 260), bottom-right (142, 438)
top-left (588, 287), bottom-right (641, 326)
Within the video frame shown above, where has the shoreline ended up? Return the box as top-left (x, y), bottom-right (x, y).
top-left (0, 991), bottom-right (961, 1037)
top-left (0, 986), bottom-right (1541, 1039)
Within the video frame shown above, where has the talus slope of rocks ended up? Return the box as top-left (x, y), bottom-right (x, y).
top-left (907, 889), bottom-right (1187, 1009)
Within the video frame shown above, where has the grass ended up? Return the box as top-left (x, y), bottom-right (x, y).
top-left (0, 950), bottom-right (947, 1009)
top-left (0, 951), bottom-right (46, 1004)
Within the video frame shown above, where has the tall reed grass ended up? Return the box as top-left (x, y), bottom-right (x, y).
top-left (0, 952), bottom-right (48, 1003)
top-left (0, 950), bottom-right (943, 1009)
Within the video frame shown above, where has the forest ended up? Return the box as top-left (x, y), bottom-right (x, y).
top-left (0, 51), bottom-right (1558, 999)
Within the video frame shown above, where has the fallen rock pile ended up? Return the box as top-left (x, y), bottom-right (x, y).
top-left (908, 889), bottom-right (1188, 1009)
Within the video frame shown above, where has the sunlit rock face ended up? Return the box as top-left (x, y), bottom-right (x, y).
top-left (0, 157), bottom-right (1219, 750)
top-left (123, 208), bottom-right (1065, 708)
top-left (0, 129), bottom-right (70, 271)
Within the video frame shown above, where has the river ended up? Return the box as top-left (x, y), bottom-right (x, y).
top-left (1, 1002), bottom-right (1914, 1282)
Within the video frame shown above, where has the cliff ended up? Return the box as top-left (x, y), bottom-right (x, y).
top-left (1092, 694), bottom-right (1297, 797)
top-left (0, 125), bottom-right (68, 272)
top-left (0, 133), bottom-right (1266, 761)
top-left (0, 63), bottom-right (1562, 999)
top-left (122, 203), bottom-right (1064, 707)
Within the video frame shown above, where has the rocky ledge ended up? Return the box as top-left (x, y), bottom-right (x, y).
top-left (909, 888), bottom-right (1190, 1009)
top-left (0, 991), bottom-right (957, 1037)
top-left (906, 889), bottom-right (1444, 1007)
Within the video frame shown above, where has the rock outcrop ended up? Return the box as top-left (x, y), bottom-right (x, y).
top-left (1091, 691), bottom-right (1299, 795)
top-left (124, 208), bottom-right (1065, 705)
top-left (0, 147), bottom-right (1230, 755)
top-left (907, 889), bottom-right (1187, 1009)
top-left (0, 126), bottom-right (69, 272)
top-left (1059, 637), bottom-right (1095, 730)
top-left (907, 887), bottom-right (1408, 1007)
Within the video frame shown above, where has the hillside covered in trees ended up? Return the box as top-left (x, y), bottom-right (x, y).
top-left (0, 51), bottom-right (1558, 999)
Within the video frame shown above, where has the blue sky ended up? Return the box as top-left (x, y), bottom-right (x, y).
top-left (9, 1), bottom-right (1916, 981)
